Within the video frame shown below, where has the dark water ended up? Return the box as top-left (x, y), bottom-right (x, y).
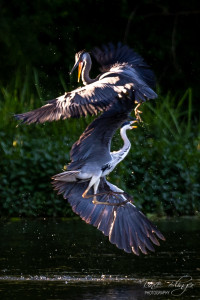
top-left (0, 217), bottom-right (199, 299)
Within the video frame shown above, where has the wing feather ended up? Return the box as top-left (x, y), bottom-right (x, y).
top-left (15, 43), bottom-right (157, 125)
top-left (92, 42), bottom-right (156, 89)
top-left (69, 93), bottom-right (134, 163)
top-left (52, 177), bottom-right (165, 255)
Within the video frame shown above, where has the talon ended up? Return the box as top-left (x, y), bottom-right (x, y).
top-left (82, 191), bottom-right (87, 198)
top-left (134, 103), bottom-right (143, 122)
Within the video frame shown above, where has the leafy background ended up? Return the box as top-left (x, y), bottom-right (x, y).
top-left (0, 0), bottom-right (199, 217)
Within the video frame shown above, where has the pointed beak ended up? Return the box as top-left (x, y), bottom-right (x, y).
top-left (69, 61), bottom-right (79, 76)
top-left (78, 62), bottom-right (83, 82)
top-left (130, 120), bottom-right (138, 129)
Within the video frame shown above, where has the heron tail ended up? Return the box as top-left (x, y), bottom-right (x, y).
top-left (52, 170), bottom-right (80, 182)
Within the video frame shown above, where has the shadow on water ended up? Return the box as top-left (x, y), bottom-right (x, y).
top-left (0, 217), bottom-right (199, 299)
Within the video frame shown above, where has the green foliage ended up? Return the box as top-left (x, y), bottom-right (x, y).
top-left (109, 88), bottom-right (200, 216)
top-left (0, 69), bottom-right (92, 217)
top-left (1, 0), bottom-right (200, 102)
top-left (0, 70), bottom-right (199, 217)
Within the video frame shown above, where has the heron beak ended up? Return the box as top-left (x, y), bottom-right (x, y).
top-left (130, 120), bottom-right (137, 129)
top-left (78, 62), bottom-right (83, 82)
top-left (69, 61), bottom-right (79, 76)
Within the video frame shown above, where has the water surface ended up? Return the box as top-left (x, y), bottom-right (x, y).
top-left (0, 217), bottom-right (199, 299)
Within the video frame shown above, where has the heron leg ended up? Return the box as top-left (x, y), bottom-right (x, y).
top-left (92, 178), bottom-right (100, 204)
top-left (82, 177), bottom-right (128, 206)
top-left (134, 103), bottom-right (143, 122)
top-left (82, 175), bottom-right (100, 199)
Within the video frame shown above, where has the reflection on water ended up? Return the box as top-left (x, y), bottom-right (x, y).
top-left (0, 217), bottom-right (199, 299)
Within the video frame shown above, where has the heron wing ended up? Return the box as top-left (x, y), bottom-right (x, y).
top-left (52, 177), bottom-right (165, 255)
top-left (103, 65), bottom-right (157, 102)
top-left (92, 42), bottom-right (156, 90)
top-left (14, 75), bottom-right (131, 125)
top-left (69, 92), bottom-right (134, 163)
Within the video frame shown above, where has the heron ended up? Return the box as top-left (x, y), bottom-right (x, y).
top-left (52, 162), bottom-right (165, 255)
top-left (14, 43), bottom-right (157, 125)
top-left (52, 91), bottom-right (137, 204)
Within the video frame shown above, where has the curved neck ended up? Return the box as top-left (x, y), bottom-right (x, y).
top-left (120, 127), bottom-right (131, 153)
top-left (111, 127), bottom-right (131, 163)
top-left (81, 54), bottom-right (96, 85)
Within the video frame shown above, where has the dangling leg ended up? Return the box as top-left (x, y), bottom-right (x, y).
top-left (82, 174), bottom-right (101, 199)
top-left (134, 103), bottom-right (143, 122)
top-left (92, 178), bottom-right (101, 204)
top-left (82, 176), bottom-right (128, 206)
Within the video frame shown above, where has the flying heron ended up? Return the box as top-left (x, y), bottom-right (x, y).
top-left (52, 160), bottom-right (165, 255)
top-left (14, 43), bottom-right (157, 124)
top-left (52, 91), bottom-right (137, 204)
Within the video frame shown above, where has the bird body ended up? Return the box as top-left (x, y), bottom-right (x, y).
top-left (51, 93), bottom-right (165, 253)
top-left (53, 93), bottom-right (135, 203)
top-left (54, 123), bottom-right (132, 180)
top-left (15, 43), bottom-right (157, 124)
top-left (14, 43), bottom-right (165, 255)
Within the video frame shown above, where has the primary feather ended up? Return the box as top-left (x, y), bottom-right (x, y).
top-left (52, 177), bottom-right (165, 255)
top-left (15, 43), bottom-right (157, 125)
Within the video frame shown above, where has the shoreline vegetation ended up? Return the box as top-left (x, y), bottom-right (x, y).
top-left (0, 69), bottom-right (199, 217)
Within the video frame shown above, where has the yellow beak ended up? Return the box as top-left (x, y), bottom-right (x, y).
top-left (78, 62), bottom-right (83, 82)
top-left (131, 125), bottom-right (137, 129)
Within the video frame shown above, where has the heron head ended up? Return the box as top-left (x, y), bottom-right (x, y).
top-left (121, 120), bottom-right (137, 130)
top-left (69, 50), bottom-right (89, 82)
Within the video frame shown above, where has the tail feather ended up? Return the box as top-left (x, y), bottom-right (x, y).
top-left (52, 170), bottom-right (80, 183)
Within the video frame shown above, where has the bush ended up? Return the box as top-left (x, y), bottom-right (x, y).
top-left (0, 71), bottom-right (199, 217)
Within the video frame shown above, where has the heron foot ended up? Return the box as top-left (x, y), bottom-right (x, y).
top-left (134, 103), bottom-right (143, 122)
top-left (83, 191), bottom-right (128, 206)
top-left (92, 191), bottom-right (125, 206)
top-left (82, 190), bottom-right (90, 198)
top-left (82, 192), bottom-right (93, 199)
top-left (92, 199), bottom-right (129, 206)
top-left (82, 191), bottom-right (124, 199)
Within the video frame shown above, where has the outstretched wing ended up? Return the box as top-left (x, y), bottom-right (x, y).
top-left (92, 42), bottom-right (156, 90)
top-left (69, 92), bottom-right (134, 163)
top-left (14, 75), bottom-right (132, 125)
top-left (14, 43), bottom-right (157, 125)
top-left (52, 177), bottom-right (165, 255)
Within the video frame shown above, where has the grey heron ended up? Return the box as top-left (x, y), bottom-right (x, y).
top-left (14, 43), bottom-right (157, 124)
top-left (52, 91), bottom-right (136, 204)
top-left (52, 168), bottom-right (165, 255)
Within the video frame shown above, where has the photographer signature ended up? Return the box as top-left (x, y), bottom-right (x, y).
top-left (142, 275), bottom-right (194, 296)
top-left (168, 275), bottom-right (194, 296)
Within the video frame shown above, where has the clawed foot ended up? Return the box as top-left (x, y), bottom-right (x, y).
top-left (83, 190), bottom-right (128, 206)
top-left (134, 103), bottom-right (143, 122)
top-left (92, 191), bottom-right (126, 206)
top-left (92, 198), bottom-right (129, 206)
top-left (82, 191), bottom-right (93, 199)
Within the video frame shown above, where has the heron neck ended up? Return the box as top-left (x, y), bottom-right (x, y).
top-left (120, 127), bottom-right (131, 153)
top-left (81, 56), bottom-right (96, 85)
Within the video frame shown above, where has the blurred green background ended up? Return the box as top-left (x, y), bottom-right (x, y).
top-left (0, 0), bottom-right (199, 217)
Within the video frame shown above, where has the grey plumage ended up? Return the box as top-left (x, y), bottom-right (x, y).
top-left (13, 42), bottom-right (164, 255)
top-left (14, 43), bottom-right (157, 125)
top-left (52, 177), bottom-right (165, 255)
top-left (51, 91), bottom-right (165, 254)
top-left (52, 92), bottom-right (136, 204)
